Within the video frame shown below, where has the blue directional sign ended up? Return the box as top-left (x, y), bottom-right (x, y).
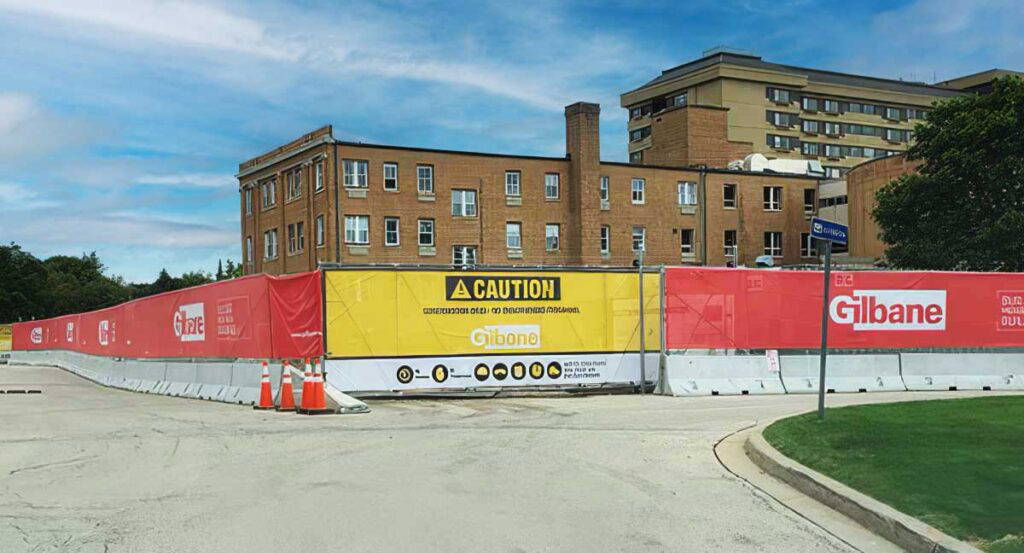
top-left (810, 217), bottom-right (848, 245)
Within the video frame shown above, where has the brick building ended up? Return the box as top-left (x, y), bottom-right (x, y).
top-left (237, 102), bottom-right (821, 275)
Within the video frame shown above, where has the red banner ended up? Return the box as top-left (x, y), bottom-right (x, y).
top-left (665, 268), bottom-right (1024, 349)
top-left (12, 271), bottom-right (322, 359)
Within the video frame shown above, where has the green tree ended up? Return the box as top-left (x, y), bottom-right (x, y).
top-left (873, 76), bottom-right (1024, 270)
top-left (215, 259), bottom-right (225, 281)
top-left (43, 253), bottom-right (130, 315)
top-left (0, 243), bottom-right (50, 322)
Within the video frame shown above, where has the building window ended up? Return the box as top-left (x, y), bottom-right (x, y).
top-left (451, 189), bottom-right (477, 217)
top-left (680, 229), bottom-right (694, 255)
top-left (885, 128), bottom-right (905, 142)
top-left (671, 92), bottom-right (688, 107)
top-left (823, 167), bottom-right (843, 179)
top-left (286, 167), bottom-right (302, 200)
top-left (287, 221), bottom-right (304, 253)
top-left (629, 126), bottom-right (651, 142)
top-left (383, 162), bottom-right (398, 191)
top-left (545, 224), bottom-right (560, 251)
top-left (763, 186), bottom-right (782, 211)
top-left (384, 217), bottom-right (400, 246)
top-left (632, 227), bottom-right (645, 252)
top-left (801, 232), bottom-right (817, 257)
top-left (417, 219), bottom-right (434, 246)
top-left (801, 97), bottom-right (820, 112)
top-left (545, 173), bottom-right (559, 199)
top-left (764, 232), bottom-right (782, 257)
top-left (417, 165), bottom-right (434, 194)
top-left (505, 171), bottom-right (521, 197)
top-left (678, 181), bottom-right (697, 206)
top-left (766, 87), bottom-right (792, 104)
top-left (600, 176), bottom-right (609, 201)
top-left (600, 226), bottom-right (610, 254)
top-left (315, 162), bottom-right (324, 192)
top-left (452, 246), bottom-right (477, 267)
top-left (263, 228), bottom-right (278, 259)
top-left (260, 178), bottom-right (276, 208)
top-left (802, 142), bottom-right (820, 156)
top-left (631, 178), bottom-right (645, 204)
top-left (824, 122), bottom-right (841, 136)
top-left (802, 119), bottom-right (820, 134)
top-left (244, 187), bottom-right (253, 215)
top-left (804, 189), bottom-right (816, 214)
top-left (343, 160), bottom-right (368, 188)
top-left (823, 99), bottom-right (841, 113)
top-left (767, 134), bottom-right (798, 150)
top-left (824, 144), bottom-right (842, 158)
top-left (506, 222), bottom-right (521, 250)
top-left (723, 183), bottom-right (737, 208)
top-left (245, 236), bottom-right (252, 264)
top-left (629, 104), bottom-right (652, 119)
top-left (884, 106), bottom-right (903, 121)
top-left (724, 230), bottom-right (737, 257)
top-left (315, 215), bottom-right (325, 247)
top-left (629, 150), bottom-right (644, 164)
top-left (344, 215), bottom-right (369, 245)
top-left (767, 111), bottom-right (797, 128)
top-left (908, 108), bottom-right (928, 120)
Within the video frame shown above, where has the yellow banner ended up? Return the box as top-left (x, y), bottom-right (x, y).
top-left (0, 324), bottom-right (11, 352)
top-left (325, 270), bottom-right (660, 358)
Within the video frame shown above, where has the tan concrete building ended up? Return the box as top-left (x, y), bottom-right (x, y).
top-left (621, 48), bottom-right (970, 178)
top-left (237, 103), bottom-right (822, 275)
top-left (846, 154), bottom-right (922, 262)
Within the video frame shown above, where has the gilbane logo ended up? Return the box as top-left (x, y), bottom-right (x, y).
top-left (829, 290), bottom-right (946, 331)
top-left (470, 325), bottom-right (541, 350)
top-left (30, 327), bottom-right (43, 344)
top-left (173, 303), bottom-right (206, 342)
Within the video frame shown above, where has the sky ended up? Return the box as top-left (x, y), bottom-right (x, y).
top-left (1, 0), bottom-right (1022, 282)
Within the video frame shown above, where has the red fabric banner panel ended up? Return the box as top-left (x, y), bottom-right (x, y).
top-left (665, 268), bottom-right (1024, 350)
top-left (12, 272), bottom-right (322, 359)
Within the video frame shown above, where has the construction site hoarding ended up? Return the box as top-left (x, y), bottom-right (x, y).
top-left (0, 324), bottom-right (11, 352)
top-left (11, 271), bottom-right (322, 359)
top-left (665, 267), bottom-right (1024, 350)
top-left (323, 268), bottom-right (660, 392)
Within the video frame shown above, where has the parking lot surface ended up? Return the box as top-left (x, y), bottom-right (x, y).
top-left (0, 363), bottom-right (989, 552)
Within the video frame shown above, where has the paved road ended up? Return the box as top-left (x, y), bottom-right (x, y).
top-left (0, 363), bottom-right (997, 552)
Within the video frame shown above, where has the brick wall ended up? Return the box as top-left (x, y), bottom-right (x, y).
top-left (847, 154), bottom-right (922, 260)
top-left (643, 105), bottom-right (753, 168)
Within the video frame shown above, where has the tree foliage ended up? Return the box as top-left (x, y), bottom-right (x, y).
top-left (873, 76), bottom-right (1024, 270)
top-left (0, 243), bottom-right (242, 322)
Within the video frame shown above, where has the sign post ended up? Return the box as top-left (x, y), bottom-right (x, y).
top-left (809, 217), bottom-right (848, 420)
top-left (637, 249), bottom-right (645, 395)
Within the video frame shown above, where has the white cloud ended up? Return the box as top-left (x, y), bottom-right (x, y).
top-left (6, 211), bottom-right (235, 249)
top-left (0, 181), bottom-right (58, 209)
top-left (0, 93), bottom-right (98, 162)
top-left (135, 173), bottom-right (235, 188)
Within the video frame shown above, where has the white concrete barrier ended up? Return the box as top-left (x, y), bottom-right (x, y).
top-left (194, 362), bottom-right (233, 401)
top-left (901, 353), bottom-right (1024, 391)
top-left (661, 353), bottom-right (785, 396)
top-left (779, 354), bottom-right (906, 394)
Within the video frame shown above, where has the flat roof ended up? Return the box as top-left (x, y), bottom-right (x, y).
top-left (627, 51), bottom-right (963, 100)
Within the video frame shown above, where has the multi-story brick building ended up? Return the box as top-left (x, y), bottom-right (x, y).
top-left (238, 102), bottom-right (821, 275)
top-left (619, 48), bottom-right (1020, 178)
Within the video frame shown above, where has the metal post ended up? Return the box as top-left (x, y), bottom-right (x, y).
top-left (817, 240), bottom-right (832, 420)
top-left (638, 250), bottom-right (645, 395)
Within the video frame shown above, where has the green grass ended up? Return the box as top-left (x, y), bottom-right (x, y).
top-left (763, 396), bottom-right (1024, 553)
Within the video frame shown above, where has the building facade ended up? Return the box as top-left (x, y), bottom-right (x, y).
top-left (846, 154), bottom-right (923, 262)
top-left (238, 103), bottom-right (821, 275)
top-left (620, 48), bottom-right (967, 178)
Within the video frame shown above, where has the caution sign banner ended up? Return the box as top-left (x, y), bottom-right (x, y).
top-left (324, 269), bottom-right (660, 359)
top-left (0, 324), bottom-right (11, 352)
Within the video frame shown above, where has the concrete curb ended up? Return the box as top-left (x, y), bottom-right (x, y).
top-left (745, 421), bottom-right (983, 553)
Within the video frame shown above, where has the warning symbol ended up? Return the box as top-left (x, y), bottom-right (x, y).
top-left (474, 363), bottom-right (490, 382)
top-left (396, 365), bottom-right (414, 384)
top-left (546, 362), bottom-right (562, 379)
top-left (450, 279), bottom-right (472, 300)
top-left (432, 364), bottom-right (449, 383)
top-left (492, 363), bottom-right (508, 380)
top-left (511, 362), bottom-right (526, 380)
top-left (529, 362), bottom-right (544, 380)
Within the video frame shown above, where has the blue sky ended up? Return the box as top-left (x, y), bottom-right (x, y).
top-left (1, 0), bottom-right (1021, 282)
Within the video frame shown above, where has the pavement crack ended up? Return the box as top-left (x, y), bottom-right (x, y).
top-left (8, 455), bottom-right (98, 476)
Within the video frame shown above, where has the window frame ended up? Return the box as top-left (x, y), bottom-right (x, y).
top-left (599, 176), bottom-right (609, 201)
top-left (261, 178), bottom-right (276, 209)
top-left (244, 187), bottom-right (252, 215)
top-left (451, 189), bottom-right (478, 217)
top-left (800, 232), bottom-right (818, 257)
top-left (417, 219), bottom-right (435, 247)
top-left (544, 173), bottom-right (560, 200)
top-left (764, 231), bottom-right (783, 257)
top-left (600, 225), bottom-right (610, 254)
top-left (344, 215), bottom-right (369, 245)
top-left (631, 226), bottom-right (646, 252)
top-left (384, 217), bottom-right (400, 246)
top-left (803, 189), bottom-right (816, 214)
top-left (631, 178), bottom-right (646, 204)
top-left (680, 228), bottom-right (695, 255)
top-left (383, 162), bottom-right (399, 191)
top-left (723, 230), bottom-right (737, 257)
top-left (452, 245), bottom-right (477, 267)
top-left (677, 181), bottom-right (697, 206)
top-left (723, 183), bottom-right (737, 208)
top-left (416, 164), bottom-right (434, 195)
top-left (763, 186), bottom-right (782, 211)
top-left (315, 214), bottom-right (325, 248)
top-left (545, 223), bottom-right (560, 251)
top-left (245, 235), bottom-right (253, 264)
top-left (263, 228), bottom-right (278, 260)
top-left (314, 161), bottom-right (324, 192)
top-left (343, 159), bottom-right (368, 189)
top-left (505, 171), bottom-right (521, 197)
top-left (285, 167), bottom-right (302, 201)
top-left (506, 222), bottom-right (522, 250)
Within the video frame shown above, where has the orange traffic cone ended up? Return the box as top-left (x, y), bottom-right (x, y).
top-left (298, 357), bottom-right (331, 415)
top-left (276, 361), bottom-right (296, 411)
top-left (300, 357), bottom-right (313, 404)
top-left (313, 358), bottom-right (327, 410)
top-left (254, 361), bottom-right (274, 410)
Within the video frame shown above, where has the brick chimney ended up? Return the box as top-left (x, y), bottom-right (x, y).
top-left (564, 102), bottom-right (601, 264)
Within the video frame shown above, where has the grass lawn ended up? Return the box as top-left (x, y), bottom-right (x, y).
top-left (764, 396), bottom-right (1024, 553)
